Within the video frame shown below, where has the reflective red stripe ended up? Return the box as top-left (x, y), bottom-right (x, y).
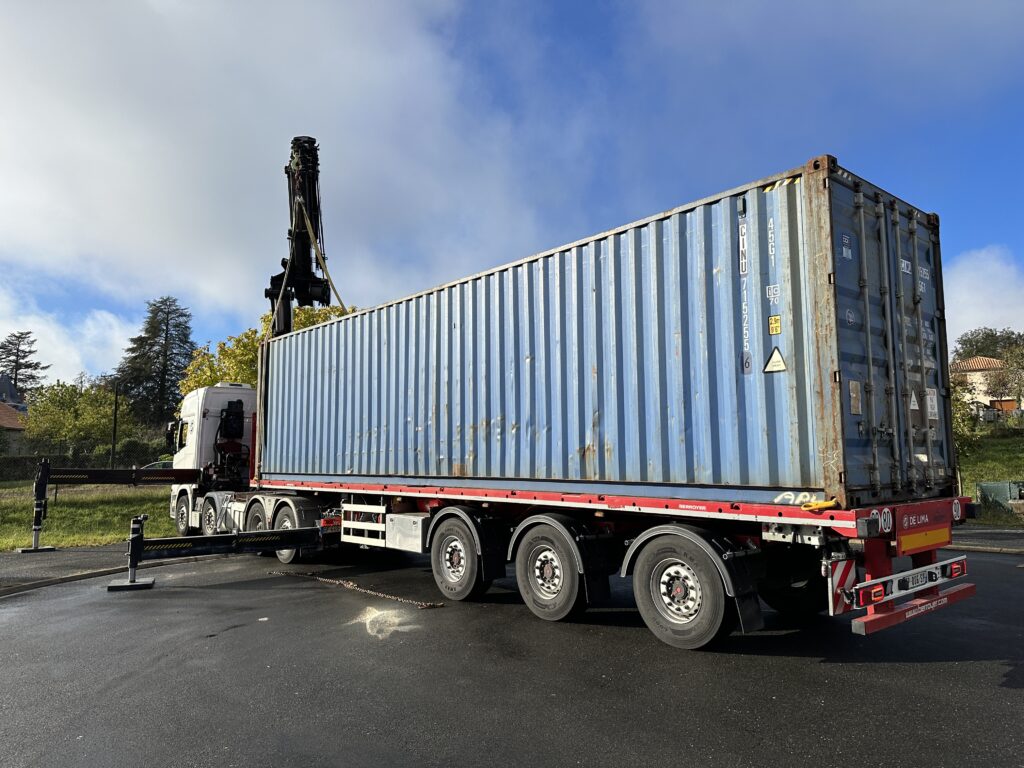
top-left (830, 559), bottom-right (856, 615)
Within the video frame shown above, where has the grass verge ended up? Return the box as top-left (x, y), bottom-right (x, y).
top-left (958, 434), bottom-right (1024, 527)
top-left (0, 482), bottom-right (176, 551)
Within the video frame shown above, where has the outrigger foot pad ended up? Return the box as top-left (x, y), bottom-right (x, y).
top-left (107, 578), bottom-right (155, 591)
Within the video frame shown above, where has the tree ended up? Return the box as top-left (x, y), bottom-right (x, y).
top-left (0, 330), bottom-right (51, 396)
top-left (180, 305), bottom-right (353, 396)
top-left (949, 374), bottom-right (979, 460)
top-left (984, 366), bottom-right (1013, 404)
top-left (952, 327), bottom-right (1024, 361)
top-left (24, 376), bottom-right (142, 460)
top-left (116, 296), bottom-right (195, 425)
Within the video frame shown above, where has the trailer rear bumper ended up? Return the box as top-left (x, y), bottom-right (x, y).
top-left (850, 582), bottom-right (976, 636)
top-left (828, 550), bottom-right (975, 635)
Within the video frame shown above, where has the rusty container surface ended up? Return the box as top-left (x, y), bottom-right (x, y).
top-left (259, 155), bottom-right (955, 509)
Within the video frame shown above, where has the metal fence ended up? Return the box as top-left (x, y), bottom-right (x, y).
top-left (0, 442), bottom-right (170, 482)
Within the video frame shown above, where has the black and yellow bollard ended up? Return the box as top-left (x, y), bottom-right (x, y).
top-left (108, 515), bottom-right (155, 591)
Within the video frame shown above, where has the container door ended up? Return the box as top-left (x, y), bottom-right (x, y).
top-left (829, 175), bottom-right (954, 505)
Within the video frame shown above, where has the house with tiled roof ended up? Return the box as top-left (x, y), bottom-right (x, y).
top-left (0, 401), bottom-right (25, 455)
top-left (949, 356), bottom-right (1020, 414)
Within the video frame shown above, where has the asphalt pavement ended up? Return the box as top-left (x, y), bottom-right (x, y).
top-left (0, 546), bottom-right (1021, 768)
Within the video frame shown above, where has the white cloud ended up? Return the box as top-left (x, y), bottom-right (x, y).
top-left (0, 284), bottom-right (138, 384)
top-left (1, 1), bottom-right (1021, 382)
top-left (942, 245), bottom-right (1024, 345)
top-left (0, 1), bottom-right (572, 328)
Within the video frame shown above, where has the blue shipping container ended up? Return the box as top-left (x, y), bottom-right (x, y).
top-left (259, 156), bottom-right (955, 509)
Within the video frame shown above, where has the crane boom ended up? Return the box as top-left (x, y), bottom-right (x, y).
top-left (265, 136), bottom-right (331, 337)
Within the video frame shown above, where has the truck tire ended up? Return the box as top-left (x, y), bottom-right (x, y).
top-left (514, 524), bottom-right (585, 621)
top-left (274, 506), bottom-right (301, 565)
top-left (246, 502), bottom-right (267, 531)
top-left (175, 494), bottom-right (196, 536)
top-left (633, 534), bottom-right (735, 650)
top-left (430, 517), bottom-right (491, 600)
top-left (201, 499), bottom-right (218, 537)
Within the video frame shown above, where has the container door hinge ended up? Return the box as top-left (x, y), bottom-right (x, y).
top-left (833, 371), bottom-right (842, 383)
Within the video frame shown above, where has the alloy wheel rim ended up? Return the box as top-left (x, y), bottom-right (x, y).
top-left (650, 559), bottom-right (703, 624)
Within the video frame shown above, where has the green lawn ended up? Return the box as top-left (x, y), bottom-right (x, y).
top-left (957, 433), bottom-right (1024, 527)
top-left (959, 434), bottom-right (1024, 498)
top-left (0, 481), bottom-right (176, 551)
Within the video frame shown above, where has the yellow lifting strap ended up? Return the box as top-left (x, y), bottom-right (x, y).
top-left (801, 498), bottom-right (840, 512)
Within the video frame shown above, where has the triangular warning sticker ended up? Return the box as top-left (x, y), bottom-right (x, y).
top-left (910, 391), bottom-right (920, 410)
top-left (763, 347), bottom-right (787, 373)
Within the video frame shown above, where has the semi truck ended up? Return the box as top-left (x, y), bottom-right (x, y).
top-left (167, 138), bottom-right (975, 649)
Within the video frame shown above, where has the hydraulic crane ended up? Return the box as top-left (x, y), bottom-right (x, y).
top-left (265, 136), bottom-right (332, 337)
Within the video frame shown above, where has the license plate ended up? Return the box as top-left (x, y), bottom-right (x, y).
top-left (903, 571), bottom-right (928, 590)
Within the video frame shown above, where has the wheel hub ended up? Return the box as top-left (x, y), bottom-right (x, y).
top-left (442, 536), bottom-right (467, 583)
top-left (651, 559), bottom-right (703, 624)
top-left (530, 546), bottom-right (563, 598)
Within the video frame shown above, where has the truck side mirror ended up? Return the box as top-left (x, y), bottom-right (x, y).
top-left (165, 421), bottom-right (178, 451)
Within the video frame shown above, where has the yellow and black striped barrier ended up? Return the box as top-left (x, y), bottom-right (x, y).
top-left (108, 515), bottom-right (325, 591)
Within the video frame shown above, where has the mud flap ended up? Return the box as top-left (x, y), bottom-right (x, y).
top-left (584, 572), bottom-right (611, 603)
top-left (478, 517), bottom-right (510, 582)
top-left (734, 593), bottom-right (765, 633)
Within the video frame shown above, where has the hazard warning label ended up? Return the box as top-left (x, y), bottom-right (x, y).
top-left (764, 348), bottom-right (787, 373)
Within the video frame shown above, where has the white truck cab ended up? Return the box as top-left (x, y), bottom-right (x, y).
top-left (173, 382), bottom-right (256, 472)
top-left (170, 383), bottom-right (257, 536)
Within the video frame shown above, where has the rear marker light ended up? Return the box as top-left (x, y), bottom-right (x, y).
top-left (947, 561), bottom-right (965, 579)
top-left (856, 583), bottom-right (888, 608)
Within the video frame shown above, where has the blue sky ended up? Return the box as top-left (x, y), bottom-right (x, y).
top-left (1, 1), bottom-right (1022, 381)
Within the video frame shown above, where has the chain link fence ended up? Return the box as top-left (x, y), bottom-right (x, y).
top-left (0, 438), bottom-right (171, 482)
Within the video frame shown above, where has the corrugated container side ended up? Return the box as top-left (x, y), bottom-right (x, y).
top-left (261, 161), bottom-right (837, 506)
top-left (258, 155), bottom-right (956, 509)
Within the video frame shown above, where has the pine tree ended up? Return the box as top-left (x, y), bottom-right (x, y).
top-left (0, 330), bottom-right (51, 396)
top-left (116, 296), bottom-right (195, 425)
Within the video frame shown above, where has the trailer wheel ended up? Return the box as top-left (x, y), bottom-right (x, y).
top-left (514, 524), bottom-right (585, 621)
top-left (175, 495), bottom-right (196, 536)
top-left (201, 499), bottom-right (218, 537)
top-left (430, 517), bottom-right (491, 600)
top-left (274, 507), bottom-right (301, 565)
top-left (633, 535), bottom-right (735, 650)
